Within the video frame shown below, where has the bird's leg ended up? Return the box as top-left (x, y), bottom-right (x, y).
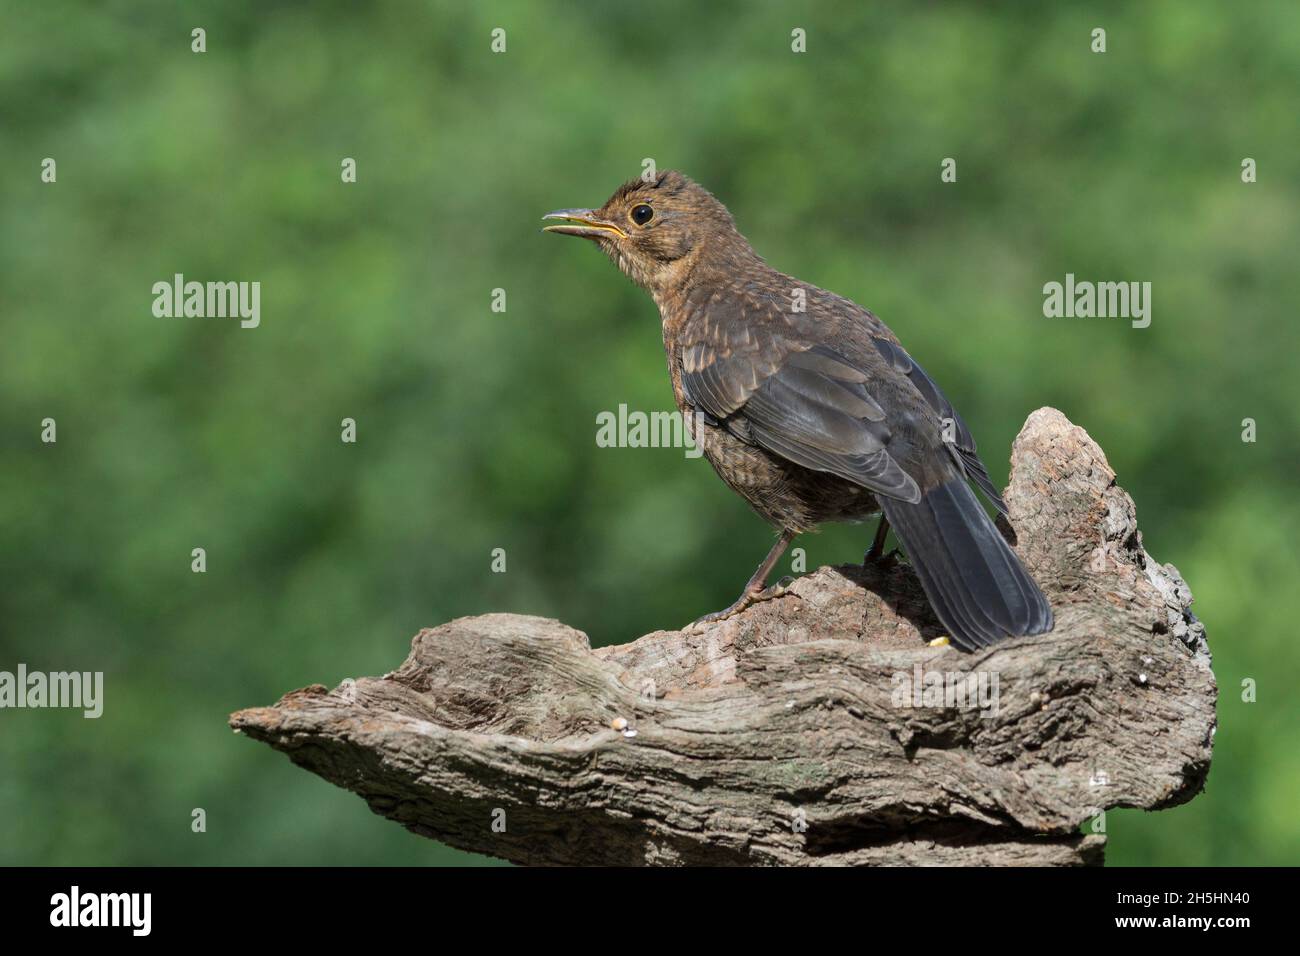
top-left (691, 530), bottom-right (795, 628)
top-left (864, 515), bottom-right (891, 564)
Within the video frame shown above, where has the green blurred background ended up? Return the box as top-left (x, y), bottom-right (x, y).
top-left (2, 0), bottom-right (1296, 866)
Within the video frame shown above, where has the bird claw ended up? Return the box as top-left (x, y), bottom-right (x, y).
top-left (686, 607), bottom-right (740, 632)
top-left (687, 598), bottom-right (751, 631)
top-left (687, 581), bottom-right (794, 632)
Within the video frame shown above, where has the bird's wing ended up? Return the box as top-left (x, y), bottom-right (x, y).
top-left (680, 308), bottom-right (921, 503)
top-left (870, 336), bottom-right (1007, 514)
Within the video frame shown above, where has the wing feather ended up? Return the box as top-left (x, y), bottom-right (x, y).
top-left (871, 337), bottom-right (1007, 514)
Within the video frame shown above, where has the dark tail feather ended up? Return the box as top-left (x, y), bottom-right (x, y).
top-left (881, 477), bottom-right (1053, 650)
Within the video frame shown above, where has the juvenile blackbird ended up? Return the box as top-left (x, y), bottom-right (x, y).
top-left (544, 170), bottom-right (1053, 650)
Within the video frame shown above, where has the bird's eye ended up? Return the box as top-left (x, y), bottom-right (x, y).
top-left (631, 204), bottom-right (654, 226)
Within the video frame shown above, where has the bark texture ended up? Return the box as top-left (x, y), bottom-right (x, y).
top-left (230, 408), bottom-right (1215, 866)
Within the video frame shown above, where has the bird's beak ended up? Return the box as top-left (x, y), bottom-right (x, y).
top-left (542, 209), bottom-right (628, 240)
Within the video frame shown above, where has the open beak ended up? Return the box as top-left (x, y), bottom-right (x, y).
top-left (542, 208), bottom-right (628, 240)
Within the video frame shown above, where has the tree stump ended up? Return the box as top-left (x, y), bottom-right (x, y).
top-left (230, 408), bottom-right (1215, 865)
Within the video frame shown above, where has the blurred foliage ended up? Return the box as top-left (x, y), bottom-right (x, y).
top-left (1, 0), bottom-right (1297, 866)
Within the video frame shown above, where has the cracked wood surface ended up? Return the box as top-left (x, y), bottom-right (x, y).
top-left (230, 408), bottom-right (1215, 866)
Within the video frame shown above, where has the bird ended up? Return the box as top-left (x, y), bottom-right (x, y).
top-left (543, 170), bottom-right (1053, 651)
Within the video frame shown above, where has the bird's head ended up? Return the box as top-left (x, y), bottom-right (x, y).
top-left (544, 170), bottom-right (757, 295)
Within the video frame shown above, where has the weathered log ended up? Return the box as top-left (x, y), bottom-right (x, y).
top-left (230, 408), bottom-right (1215, 865)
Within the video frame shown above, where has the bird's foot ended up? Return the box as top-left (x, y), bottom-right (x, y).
top-left (863, 546), bottom-right (901, 568)
top-left (769, 574), bottom-right (795, 592)
top-left (687, 579), bottom-right (793, 632)
top-left (688, 600), bottom-right (751, 631)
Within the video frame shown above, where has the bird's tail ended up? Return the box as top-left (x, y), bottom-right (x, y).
top-left (880, 477), bottom-right (1053, 650)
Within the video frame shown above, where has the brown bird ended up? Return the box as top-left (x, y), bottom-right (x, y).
top-left (544, 170), bottom-right (1053, 650)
